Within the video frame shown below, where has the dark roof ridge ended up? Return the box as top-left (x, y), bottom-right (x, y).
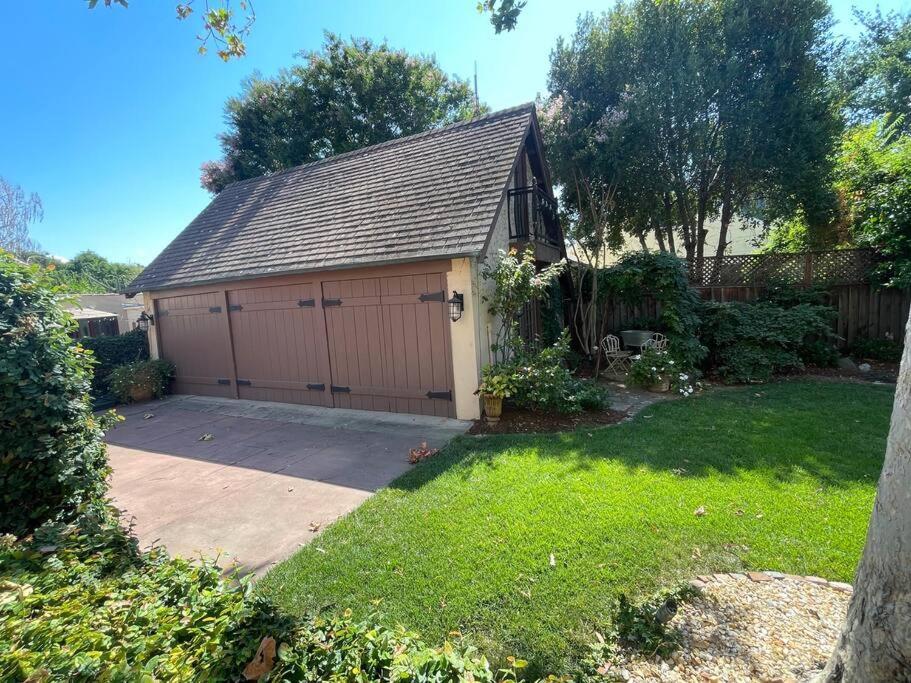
top-left (222, 102), bottom-right (536, 192)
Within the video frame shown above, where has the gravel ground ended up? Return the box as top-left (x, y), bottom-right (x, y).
top-left (609, 573), bottom-right (852, 683)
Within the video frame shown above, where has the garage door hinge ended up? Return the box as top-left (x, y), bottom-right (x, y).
top-left (229, 304), bottom-right (243, 311)
top-left (418, 291), bottom-right (445, 303)
top-left (298, 298), bottom-right (316, 307)
top-left (236, 379), bottom-right (252, 386)
top-left (426, 390), bottom-right (452, 401)
top-left (209, 306), bottom-right (222, 313)
top-left (330, 385), bottom-right (351, 393)
top-left (306, 383), bottom-right (326, 391)
top-left (217, 378), bottom-right (231, 385)
top-left (322, 298), bottom-right (342, 307)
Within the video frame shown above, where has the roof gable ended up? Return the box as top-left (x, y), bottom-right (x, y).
top-left (129, 104), bottom-right (535, 292)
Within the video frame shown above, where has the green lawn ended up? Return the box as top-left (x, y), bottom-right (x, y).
top-left (258, 380), bottom-right (893, 676)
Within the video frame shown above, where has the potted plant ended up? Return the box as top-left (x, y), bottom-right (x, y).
top-left (477, 364), bottom-right (515, 423)
top-left (108, 359), bottom-right (176, 404)
top-left (627, 346), bottom-right (675, 393)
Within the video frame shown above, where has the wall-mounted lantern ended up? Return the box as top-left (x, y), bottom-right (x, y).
top-left (136, 310), bottom-right (154, 331)
top-left (448, 291), bottom-right (464, 323)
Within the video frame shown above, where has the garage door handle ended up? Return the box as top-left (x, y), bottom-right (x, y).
top-left (298, 299), bottom-right (315, 307)
top-left (330, 385), bottom-right (351, 393)
top-left (306, 383), bottom-right (325, 391)
top-left (426, 390), bottom-right (452, 400)
top-left (322, 298), bottom-right (342, 307)
top-left (236, 379), bottom-right (252, 386)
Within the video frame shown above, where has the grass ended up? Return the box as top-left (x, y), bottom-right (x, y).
top-left (258, 380), bottom-right (893, 676)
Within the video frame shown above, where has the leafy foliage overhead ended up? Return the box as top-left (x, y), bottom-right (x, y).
top-left (201, 32), bottom-right (483, 193)
top-left (88, 0), bottom-right (257, 61)
top-left (479, 0), bottom-right (526, 33)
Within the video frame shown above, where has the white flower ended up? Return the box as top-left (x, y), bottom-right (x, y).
top-left (669, 360), bottom-right (675, 365)
top-left (651, 367), bottom-right (657, 372)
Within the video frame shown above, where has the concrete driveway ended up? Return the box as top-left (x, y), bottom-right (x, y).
top-left (106, 396), bottom-right (469, 575)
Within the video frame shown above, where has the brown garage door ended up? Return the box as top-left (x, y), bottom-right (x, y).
top-left (155, 292), bottom-right (234, 398)
top-left (227, 283), bottom-right (330, 406)
top-left (321, 272), bottom-right (454, 417)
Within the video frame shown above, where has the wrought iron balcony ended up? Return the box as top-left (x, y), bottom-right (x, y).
top-left (507, 185), bottom-right (561, 247)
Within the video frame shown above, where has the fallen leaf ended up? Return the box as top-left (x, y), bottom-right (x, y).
top-left (694, 505), bottom-right (706, 517)
top-left (143, 413), bottom-right (155, 420)
top-left (243, 636), bottom-right (276, 680)
top-left (287, 487), bottom-right (294, 492)
top-left (691, 546), bottom-right (701, 559)
top-left (755, 512), bottom-right (764, 519)
top-left (308, 521), bottom-right (321, 533)
top-left (735, 508), bottom-right (744, 516)
top-left (549, 553), bottom-right (556, 567)
top-left (198, 433), bottom-right (214, 441)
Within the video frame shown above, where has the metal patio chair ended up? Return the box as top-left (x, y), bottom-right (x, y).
top-left (600, 334), bottom-right (632, 376)
top-left (643, 332), bottom-right (669, 352)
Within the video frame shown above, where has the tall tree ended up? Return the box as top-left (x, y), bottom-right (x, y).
top-left (839, 9), bottom-right (911, 129)
top-left (819, 304), bottom-right (911, 681)
top-left (545, 0), bottom-right (839, 269)
top-left (0, 177), bottom-right (43, 256)
top-left (201, 32), bottom-right (481, 193)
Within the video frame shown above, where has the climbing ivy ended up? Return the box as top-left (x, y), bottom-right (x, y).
top-left (601, 252), bottom-right (705, 369)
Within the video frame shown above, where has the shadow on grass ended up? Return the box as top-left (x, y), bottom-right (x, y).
top-left (390, 380), bottom-right (893, 493)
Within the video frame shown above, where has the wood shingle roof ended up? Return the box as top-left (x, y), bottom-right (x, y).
top-left (128, 103), bottom-right (535, 292)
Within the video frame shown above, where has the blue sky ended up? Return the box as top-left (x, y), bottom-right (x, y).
top-left (3, 0), bottom-right (908, 265)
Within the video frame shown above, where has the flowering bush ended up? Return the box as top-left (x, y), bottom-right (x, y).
top-left (627, 347), bottom-right (698, 396)
top-left (479, 331), bottom-right (610, 414)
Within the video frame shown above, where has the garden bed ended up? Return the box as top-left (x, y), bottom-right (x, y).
top-left (468, 406), bottom-right (626, 434)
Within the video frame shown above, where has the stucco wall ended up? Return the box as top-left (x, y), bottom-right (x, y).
top-left (143, 291), bottom-right (160, 360)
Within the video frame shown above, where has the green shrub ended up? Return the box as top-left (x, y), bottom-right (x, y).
top-left (610, 585), bottom-right (699, 658)
top-left (0, 253), bottom-right (119, 536)
top-left (108, 359), bottom-right (175, 403)
top-left (575, 380), bottom-right (611, 411)
top-left (701, 301), bottom-right (837, 383)
top-left (0, 516), bottom-right (519, 682)
top-left (849, 336), bottom-right (904, 362)
top-left (80, 328), bottom-right (149, 395)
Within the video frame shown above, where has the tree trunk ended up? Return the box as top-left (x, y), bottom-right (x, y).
top-left (654, 220), bottom-right (667, 252)
top-left (818, 307), bottom-right (911, 682)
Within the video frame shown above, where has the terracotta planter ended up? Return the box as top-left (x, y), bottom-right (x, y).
top-left (482, 394), bottom-right (503, 423)
top-left (129, 385), bottom-right (154, 403)
top-left (648, 377), bottom-right (671, 393)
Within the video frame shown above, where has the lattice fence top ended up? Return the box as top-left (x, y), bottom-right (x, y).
top-left (689, 249), bottom-right (874, 287)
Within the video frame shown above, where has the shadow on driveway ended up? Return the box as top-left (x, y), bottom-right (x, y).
top-left (106, 395), bottom-right (469, 575)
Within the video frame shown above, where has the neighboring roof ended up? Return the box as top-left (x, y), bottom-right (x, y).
top-left (128, 103), bottom-right (536, 292)
top-left (65, 306), bottom-right (119, 321)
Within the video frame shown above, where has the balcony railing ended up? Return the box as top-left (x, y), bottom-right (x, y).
top-left (507, 185), bottom-right (562, 247)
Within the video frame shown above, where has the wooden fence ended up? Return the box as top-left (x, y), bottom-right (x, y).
top-left (603, 249), bottom-right (910, 347)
